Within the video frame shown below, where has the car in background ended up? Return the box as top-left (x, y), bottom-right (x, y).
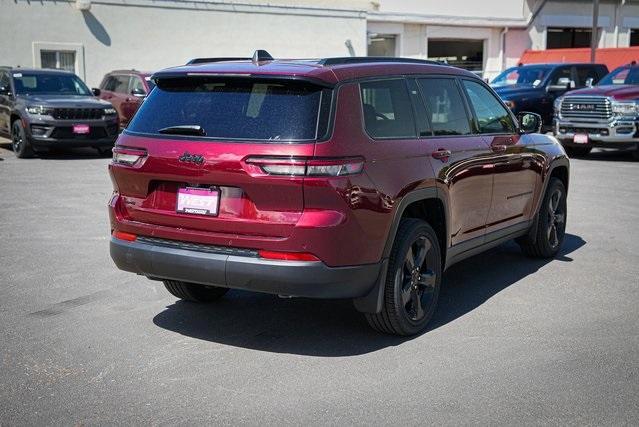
top-left (94, 70), bottom-right (154, 128)
top-left (554, 62), bottom-right (639, 159)
top-left (491, 63), bottom-right (608, 130)
top-left (0, 67), bottom-right (119, 158)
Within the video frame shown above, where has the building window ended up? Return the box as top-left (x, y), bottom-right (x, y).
top-left (427, 39), bottom-right (484, 73)
top-left (40, 50), bottom-right (76, 72)
top-left (546, 28), bottom-right (592, 49)
top-left (631, 29), bottom-right (639, 46)
top-left (368, 34), bottom-right (397, 57)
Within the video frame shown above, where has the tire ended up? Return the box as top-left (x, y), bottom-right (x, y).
top-left (365, 218), bottom-right (442, 336)
top-left (163, 280), bottom-right (229, 302)
top-left (11, 119), bottom-right (34, 159)
top-left (564, 146), bottom-right (592, 158)
top-left (518, 178), bottom-right (567, 258)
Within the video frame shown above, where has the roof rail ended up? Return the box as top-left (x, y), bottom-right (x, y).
top-left (186, 57), bottom-right (251, 65)
top-left (318, 57), bottom-right (443, 66)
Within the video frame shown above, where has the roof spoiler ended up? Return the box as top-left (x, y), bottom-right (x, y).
top-left (186, 50), bottom-right (274, 65)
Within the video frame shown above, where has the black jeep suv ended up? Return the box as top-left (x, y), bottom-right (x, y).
top-left (0, 67), bottom-right (119, 158)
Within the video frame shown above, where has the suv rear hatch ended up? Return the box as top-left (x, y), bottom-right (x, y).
top-left (109, 74), bottom-right (333, 243)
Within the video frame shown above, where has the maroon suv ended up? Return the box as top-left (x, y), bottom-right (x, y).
top-left (109, 51), bottom-right (569, 335)
top-left (95, 70), bottom-right (154, 128)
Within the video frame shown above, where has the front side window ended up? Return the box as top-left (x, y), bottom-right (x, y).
top-left (12, 72), bottom-right (91, 96)
top-left (360, 79), bottom-right (416, 139)
top-left (127, 77), bottom-right (326, 141)
top-left (113, 76), bottom-right (130, 94)
top-left (417, 78), bottom-right (471, 136)
top-left (462, 80), bottom-right (515, 134)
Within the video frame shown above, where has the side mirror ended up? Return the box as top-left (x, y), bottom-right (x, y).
top-left (92, 88), bottom-right (101, 96)
top-left (546, 83), bottom-right (570, 93)
top-left (131, 88), bottom-right (146, 97)
top-left (517, 112), bottom-right (542, 134)
top-left (585, 77), bottom-right (595, 87)
top-left (0, 85), bottom-right (11, 96)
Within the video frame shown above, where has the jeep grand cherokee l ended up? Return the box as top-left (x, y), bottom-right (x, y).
top-left (95, 70), bottom-right (155, 128)
top-left (0, 67), bottom-right (119, 158)
top-left (554, 62), bottom-right (639, 159)
top-left (109, 51), bottom-right (569, 336)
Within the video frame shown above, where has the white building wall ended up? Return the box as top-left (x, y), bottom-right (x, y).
top-left (0, 0), bottom-right (369, 86)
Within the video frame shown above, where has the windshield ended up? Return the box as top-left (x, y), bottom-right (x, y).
top-left (12, 72), bottom-right (92, 96)
top-left (126, 76), bottom-right (328, 141)
top-left (491, 66), bottom-right (551, 87)
top-left (598, 67), bottom-right (639, 85)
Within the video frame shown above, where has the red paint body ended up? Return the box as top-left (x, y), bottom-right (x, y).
top-left (98, 70), bottom-right (154, 128)
top-left (108, 60), bottom-right (564, 268)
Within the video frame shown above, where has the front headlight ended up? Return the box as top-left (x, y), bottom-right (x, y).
top-left (26, 105), bottom-right (53, 115)
top-left (103, 108), bottom-right (117, 116)
top-left (611, 101), bottom-right (639, 117)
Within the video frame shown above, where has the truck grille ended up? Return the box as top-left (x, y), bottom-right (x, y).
top-left (52, 108), bottom-right (105, 120)
top-left (560, 96), bottom-right (612, 121)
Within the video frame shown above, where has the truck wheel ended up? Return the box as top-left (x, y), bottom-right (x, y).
top-left (11, 120), bottom-right (34, 159)
top-left (163, 280), bottom-right (229, 302)
top-left (564, 146), bottom-right (591, 157)
top-left (365, 218), bottom-right (441, 336)
top-left (518, 178), bottom-right (567, 258)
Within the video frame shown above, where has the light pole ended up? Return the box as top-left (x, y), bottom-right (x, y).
top-left (590, 0), bottom-right (599, 63)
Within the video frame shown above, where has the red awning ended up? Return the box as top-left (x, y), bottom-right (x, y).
top-left (519, 47), bottom-right (639, 71)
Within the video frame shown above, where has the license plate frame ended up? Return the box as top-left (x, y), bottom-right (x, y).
top-left (573, 133), bottom-right (589, 144)
top-left (72, 124), bottom-right (90, 135)
top-left (176, 186), bottom-right (220, 217)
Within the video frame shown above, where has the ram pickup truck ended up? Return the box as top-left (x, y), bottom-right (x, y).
top-left (554, 62), bottom-right (639, 159)
top-left (491, 63), bottom-right (608, 131)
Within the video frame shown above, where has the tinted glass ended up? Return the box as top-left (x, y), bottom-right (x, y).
top-left (130, 77), bottom-right (146, 94)
top-left (575, 66), bottom-right (600, 87)
top-left (127, 77), bottom-right (324, 141)
top-left (360, 79), bottom-right (416, 139)
top-left (462, 80), bottom-right (515, 134)
top-left (12, 72), bottom-right (91, 96)
top-left (550, 67), bottom-right (573, 85)
top-left (0, 72), bottom-right (10, 90)
top-left (101, 76), bottom-right (115, 91)
top-left (491, 66), bottom-right (550, 88)
top-left (599, 66), bottom-right (639, 85)
top-left (113, 76), bottom-right (130, 94)
top-left (417, 78), bottom-right (471, 136)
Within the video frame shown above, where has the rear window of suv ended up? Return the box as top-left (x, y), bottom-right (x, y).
top-left (126, 76), bottom-right (330, 141)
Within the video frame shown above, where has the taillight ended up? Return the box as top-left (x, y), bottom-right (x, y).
top-left (245, 156), bottom-right (364, 177)
top-left (258, 250), bottom-right (320, 262)
top-left (112, 146), bottom-right (147, 166)
top-left (112, 230), bottom-right (137, 241)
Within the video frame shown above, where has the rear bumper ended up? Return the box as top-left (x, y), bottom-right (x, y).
top-left (110, 237), bottom-right (382, 299)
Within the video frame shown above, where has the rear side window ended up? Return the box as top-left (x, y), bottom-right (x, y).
top-left (417, 78), bottom-right (471, 136)
top-left (462, 80), bottom-right (516, 134)
top-left (127, 77), bottom-right (327, 141)
top-left (360, 79), bottom-right (416, 139)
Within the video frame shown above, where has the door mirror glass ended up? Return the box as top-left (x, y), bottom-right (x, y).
top-left (92, 87), bottom-right (101, 96)
top-left (517, 112), bottom-right (542, 134)
top-left (131, 87), bottom-right (146, 97)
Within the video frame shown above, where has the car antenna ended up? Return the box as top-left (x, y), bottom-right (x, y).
top-left (252, 50), bottom-right (274, 64)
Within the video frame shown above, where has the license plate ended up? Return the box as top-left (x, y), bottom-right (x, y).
top-left (73, 124), bottom-right (90, 135)
top-left (573, 133), bottom-right (589, 144)
top-left (176, 187), bottom-right (220, 216)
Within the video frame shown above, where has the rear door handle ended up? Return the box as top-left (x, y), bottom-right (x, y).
top-left (431, 149), bottom-right (452, 162)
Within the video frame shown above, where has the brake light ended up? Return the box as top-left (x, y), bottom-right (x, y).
top-left (258, 250), bottom-right (320, 262)
top-left (245, 157), bottom-right (364, 177)
top-left (112, 146), bottom-right (147, 166)
top-left (112, 230), bottom-right (138, 241)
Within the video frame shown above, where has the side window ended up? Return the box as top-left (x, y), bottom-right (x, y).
top-left (360, 79), bottom-right (416, 139)
top-left (417, 78), bottom-right (471, 136)
top-left (0, 72), bottom-right (10, 90)
top-left (101, 76), bottom-right (114, 91)
top-left (129, 76), bottom-right (146, 94)
top-left (550, 66), bottom-right (573, 87)
top-left (575, 67), bottom-right (599, 87)
top-left (462, 80), bottom-right (516, 134)
top-left (113, 75), bottom-right (130, 94)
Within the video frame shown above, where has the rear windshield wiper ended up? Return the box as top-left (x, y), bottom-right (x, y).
top-left (158, 125), bottom-right (206, 136)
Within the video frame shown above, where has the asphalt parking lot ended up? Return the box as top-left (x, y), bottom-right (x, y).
top-left (1, 139), bottom-right (638, 425)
